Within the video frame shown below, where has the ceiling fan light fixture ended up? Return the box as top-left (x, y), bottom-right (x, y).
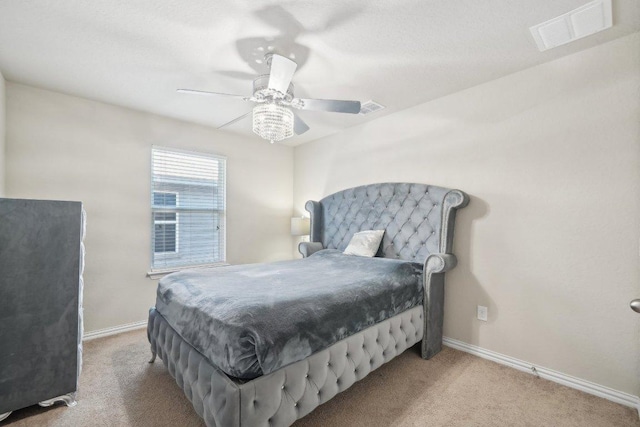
top-left (179, 53), bottom-right (361, 142)
top-left (252, 103), bottom-right (294, 143)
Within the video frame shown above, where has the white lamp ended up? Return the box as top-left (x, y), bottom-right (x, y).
top-left (290, 217), bottom-right (310, 237)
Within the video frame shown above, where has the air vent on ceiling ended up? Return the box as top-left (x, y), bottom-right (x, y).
top-left (529, 0), bottom-right (612, 51)
top-left (359, 100), bottom-right (385, 115)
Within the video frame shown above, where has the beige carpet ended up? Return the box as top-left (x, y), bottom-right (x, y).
top-left (4, 330), bottom-right (638, 427)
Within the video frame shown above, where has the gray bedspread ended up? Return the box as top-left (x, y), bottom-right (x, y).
top-left (155, 249), bottom-right (423, 379)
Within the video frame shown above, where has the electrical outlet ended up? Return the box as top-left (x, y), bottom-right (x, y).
top-left (477, 305), bottom-right (488, 321)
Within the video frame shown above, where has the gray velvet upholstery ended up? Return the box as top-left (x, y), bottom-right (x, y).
top-left (297, 241), bottom-right (323, 258)
top-left (155, 250), bottom-right (422, 379)
top-left (148, 305), bottom-right (423, 427)
top-left (305, 183), bottom-right (453, 263)
top-left (422, 253), bottom-right (457, 358)
top-left (0, 199), bottom-right (84, 416)
top-left (148, 182), bottom-right (467, 427)
top-left (300, 183), bottom-right (468, 360)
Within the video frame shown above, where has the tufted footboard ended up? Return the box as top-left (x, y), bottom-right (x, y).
top-left (148, 305), bottom-right (424, 427)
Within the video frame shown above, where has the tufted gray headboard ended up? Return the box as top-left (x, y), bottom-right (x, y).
top-left (304, 183), bottom-right (468, 264)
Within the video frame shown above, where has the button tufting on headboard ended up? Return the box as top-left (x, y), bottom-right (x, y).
top-left (310, 183), bottom-right (456, 264)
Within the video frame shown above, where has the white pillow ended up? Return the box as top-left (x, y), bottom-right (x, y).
top-left (343, 230), bottom-right (385, 257)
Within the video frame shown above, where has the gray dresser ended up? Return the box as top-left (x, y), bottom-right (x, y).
top-left (0, 198), bottom-right (85, 421)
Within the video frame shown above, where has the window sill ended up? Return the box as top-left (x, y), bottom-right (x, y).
top-left (146, 262), bottom-right (230, 280)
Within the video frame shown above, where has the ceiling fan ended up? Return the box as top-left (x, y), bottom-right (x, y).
top-left (177, 53), bottom-right (362, 144)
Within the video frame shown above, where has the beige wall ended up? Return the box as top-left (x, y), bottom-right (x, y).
top-left (6, 83), bottom-right (294, 332)
top-left (4, 32), bottom-right (639, 396)
top-left (294, 33), bottom-right (640, 395)
top-left (0, 70), bottom-right (5, 196)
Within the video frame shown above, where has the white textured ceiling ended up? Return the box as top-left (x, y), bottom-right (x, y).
top-left (0, 0), bottom-right (638, 146)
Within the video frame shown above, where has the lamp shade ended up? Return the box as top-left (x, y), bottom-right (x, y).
top-left (290, 217), bottom-right (310, 236)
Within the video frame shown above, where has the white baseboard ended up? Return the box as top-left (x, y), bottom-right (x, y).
top-left (443, 336), bottom-right (640, 410)
top-left (83, 320), bottom-right (147, 341)
top-left (80, 323), bottom-right (639, 413)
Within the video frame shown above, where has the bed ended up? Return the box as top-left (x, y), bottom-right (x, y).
top-left (147, 182), bottom-right (468, 427)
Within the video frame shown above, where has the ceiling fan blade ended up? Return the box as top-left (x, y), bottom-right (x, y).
top-left (218, 111), bottom-right (251, 129)
top-left (267, 54), bottom-right (297, 93)
top-left (295, 98), bottom-right (361, 114)
top-left (293, 113), bottom-right (310, 135)
top-left (177, 89), bottom-right (249, 100)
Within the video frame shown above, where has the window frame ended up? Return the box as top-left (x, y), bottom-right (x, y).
top-left (149, 146), bottom-right (228, 276)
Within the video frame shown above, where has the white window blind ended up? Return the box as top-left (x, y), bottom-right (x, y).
top-left (151, 146), bottom-right (226, 271)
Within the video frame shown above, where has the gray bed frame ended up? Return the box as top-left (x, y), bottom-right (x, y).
top-left (148, 182), bottom-right (468, 427)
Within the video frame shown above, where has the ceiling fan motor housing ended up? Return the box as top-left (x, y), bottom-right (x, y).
top-left (252, 75), bottom-right (294, 102)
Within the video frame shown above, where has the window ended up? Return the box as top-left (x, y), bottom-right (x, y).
top-left (151, 146), bottom-right (226, 271)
